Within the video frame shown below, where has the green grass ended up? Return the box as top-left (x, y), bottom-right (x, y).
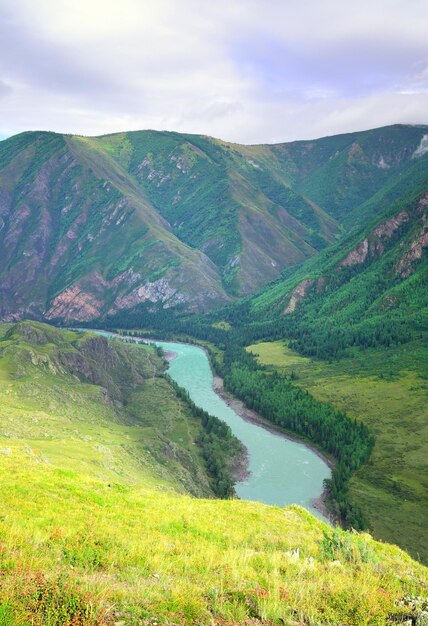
top-left (0, 323), bottom-right (426, 624)
top-left (247, 340), bottom-right (428, 564)
top-left (0, 322), bottom-right (213, 497)
top-left (0, 453), bottom-right (427, 625)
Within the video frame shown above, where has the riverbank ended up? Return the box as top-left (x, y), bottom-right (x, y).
top-left (162, 340), bottom-right (331, 499)
top-left (212, 374), bottom-right (335, 522)
top-left (80, 329), bottom-right (332, 517)
top-left (163, 347), bottom-right (250, 484)
top-left (163, 349), bottom-right (178, 362)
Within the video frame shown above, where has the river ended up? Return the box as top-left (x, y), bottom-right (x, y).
top-left (88, 330), bottom-right (331, 520)
top-left (157, 340), bottom-right (331, 520)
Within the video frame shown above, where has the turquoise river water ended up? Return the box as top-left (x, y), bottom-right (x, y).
top-left (91, 331), bottom-right (331, 520)
top-left (156, 340), bottom-right (331, 520)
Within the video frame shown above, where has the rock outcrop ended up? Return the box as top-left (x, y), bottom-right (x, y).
top-left (396, 215), bottom-right (428, 278)
top-left (339, 211), bottom-right (409, 268)
top-left (113, 277), bottom-right (187, 311)
top-left (283, 279), bottom-right (316, 314)
top-left (45, 285), bottom-right (103, 322)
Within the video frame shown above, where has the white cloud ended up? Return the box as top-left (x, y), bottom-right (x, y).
top-left (0, 0), bottom-right (427, 142)
top-left (413, 134), bottom-right (428, 158)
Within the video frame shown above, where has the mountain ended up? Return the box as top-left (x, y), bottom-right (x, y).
top-left (0, 132), bottom-right (229, 322)
top-left (0, 322), bottom-right (426, 625)
top-left (0, 130), bottom-right (333, 323)
top-left (272, 123), bottom-right (428, 226)
top-left (1, 124), bottom-right (427, 323)
top-left (247, 150), bottom-right (428, 350)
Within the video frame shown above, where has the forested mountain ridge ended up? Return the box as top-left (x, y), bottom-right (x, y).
top-left (275, 123), bottom-right (428, 225)
top-left (244, 152), bottom-right (428, 358)
top-left (0, 124), bottom-right (427, 324)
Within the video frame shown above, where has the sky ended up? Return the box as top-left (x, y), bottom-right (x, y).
top-left (0, 0), bottom-right (428, 144)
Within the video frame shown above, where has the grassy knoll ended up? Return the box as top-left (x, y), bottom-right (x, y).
top-left (247, 340), bottom-right (428, 564)
top-left (0, 454), bottom-right (427, 625)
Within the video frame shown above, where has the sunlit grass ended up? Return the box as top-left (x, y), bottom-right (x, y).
top-left (0, 453), bottom-right (426, 625)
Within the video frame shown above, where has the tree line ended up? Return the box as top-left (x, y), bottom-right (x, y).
top-left (165, 374), bottom-right (239, 499)
top-left (219, 342), bottom-right (374, 529)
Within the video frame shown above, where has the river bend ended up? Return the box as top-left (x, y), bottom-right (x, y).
top-left (155, 340), bottom-right (331, 520)
top-left (88, 330), bottom-right (331, 520)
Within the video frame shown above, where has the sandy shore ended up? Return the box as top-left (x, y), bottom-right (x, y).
top-left (212, 374), bottom-right (334, 470)
top-left (163, 350), bottom-right (178, 362)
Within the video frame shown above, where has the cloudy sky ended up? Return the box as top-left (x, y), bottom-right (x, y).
top-left (0, 0), bottom-right (427, 143)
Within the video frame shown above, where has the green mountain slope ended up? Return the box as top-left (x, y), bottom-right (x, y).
top-left (0, 132), bottom-right (230, 322)
top-left (248, 158), bottom-right (428, 351)
top-left (1, 124), bottom-right (427, 324)
top-left (274, 123), bottom-right (428, 225)
top-left (0, 323), bottom-right (426, 625)
top-left (94, 130), bottom-right (338, 292)
top-left (0, 321), bottom-right (229, 496)
top-left (0, 130), bottom-right (337, 323)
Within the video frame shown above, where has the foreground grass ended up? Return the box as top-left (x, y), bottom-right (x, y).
top-left (0, 322), bottom-right (427, 624)
top-left (247, 340), bottom-right (428, 564)
top-left (0, 454), bottom-right (427, 625)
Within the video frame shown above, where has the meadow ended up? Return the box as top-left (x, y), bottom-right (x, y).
top-left (247, 340), bottom-right (428, 564)
top-left (1, 452), bottom-right (428, 625)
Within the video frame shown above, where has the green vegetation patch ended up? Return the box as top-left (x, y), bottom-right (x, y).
top-left (0, 322), bottom-right (217, 497)
top-left (248, 340), bottom-right (428, 563)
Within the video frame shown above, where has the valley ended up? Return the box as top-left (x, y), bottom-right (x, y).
top-left (0, 122), bottom-right (427, 624)
top-left (0, 321), bottom-right (426, 625)
top-left (89, 329), bottom-right (331, 516)
top-left (154, 338), bottom-right (331, 515)
top-left (247, 340), bottom-right (428, 563)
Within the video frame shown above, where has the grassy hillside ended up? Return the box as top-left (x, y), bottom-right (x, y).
top-left (0, 324), bottom-right (426, 625)
top-left (247, 340), bottom-right (428, 565)
top-left (1, 455), bottom-right (428, 626)
top-left (0, 321), bottom-right (233, 496)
